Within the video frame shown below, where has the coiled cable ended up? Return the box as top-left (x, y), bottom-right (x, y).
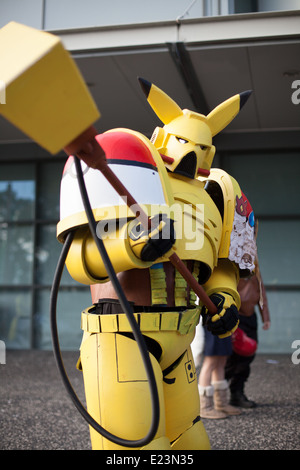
top-left (50, 155), bottom-right (160, 448)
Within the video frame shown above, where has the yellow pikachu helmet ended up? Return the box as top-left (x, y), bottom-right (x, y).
top-left (138, 78), bottom-right (251, 179)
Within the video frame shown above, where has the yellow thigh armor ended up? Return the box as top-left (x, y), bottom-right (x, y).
top-left (80, 309), bottom-right (210, 450)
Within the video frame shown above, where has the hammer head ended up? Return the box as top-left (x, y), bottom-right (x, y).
top-left (0, 22), bottom-right (100, 154)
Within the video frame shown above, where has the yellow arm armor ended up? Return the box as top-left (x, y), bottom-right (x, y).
top-left (202, 258), bottom-right (241, 309)
top-left (65, 221), bottom-right (153, 285)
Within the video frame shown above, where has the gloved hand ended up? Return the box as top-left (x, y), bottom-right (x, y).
top-left (201, 292), bottom-right (239, 338)
top-left (129, 213), bottom-right (175, 262)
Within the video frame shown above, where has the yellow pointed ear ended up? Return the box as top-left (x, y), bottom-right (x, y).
top-left (138, 77), bottom-right (183, 125)
top-left (207, 91), bottom-right (252, 137)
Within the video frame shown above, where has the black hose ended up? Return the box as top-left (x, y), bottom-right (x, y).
top-left (50, 155), bottom-right (160, 448)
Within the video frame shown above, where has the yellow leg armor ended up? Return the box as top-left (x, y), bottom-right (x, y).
top-left (80, 324), bottom-right (210, 450)
top-left (80, 331), bottom-right (171, 450)
top-left (162, 346), bottom-right (210, 450)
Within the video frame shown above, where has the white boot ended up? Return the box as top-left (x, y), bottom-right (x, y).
top-left (199, 385), bottom-right (227, 419)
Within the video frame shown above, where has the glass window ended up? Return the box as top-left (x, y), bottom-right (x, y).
top-left (231, 0), bottom-right (258, 14)
top-left (230, 0), bottom-right (300, 14)
top-left (0, 224), bottom-right (34, 285)
top-left (36, 161), bottom-right (65, 221)
top-left (258, 0), bottom-right (300, 12)
top-left (35, 224), bottom-right (78, 286)
top-left (0, 164), bottom-right (35, 221)
top-left (0, 160), bottom-right (66, 349)
top-left (0, 289), bottom-right (32, 349)
top-left (33, 160), bottom-right (87, 350)
top-left (35, 287), bottom-right (91, 350)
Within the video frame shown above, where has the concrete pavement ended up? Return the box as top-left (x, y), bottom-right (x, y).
top-left (0, 350), bottom-right (299, 451)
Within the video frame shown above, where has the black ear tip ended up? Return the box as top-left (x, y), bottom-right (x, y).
top-left (138, 77), bottom-right (152, 97)
top-left (239, 90), bottom-right (252, 109)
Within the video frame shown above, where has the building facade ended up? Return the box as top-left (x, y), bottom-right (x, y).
top-left (0, 0), bottom-right (300, 353)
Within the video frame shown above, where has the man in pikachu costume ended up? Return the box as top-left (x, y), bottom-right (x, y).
top-left (58, 78), bottom-right (256, 450)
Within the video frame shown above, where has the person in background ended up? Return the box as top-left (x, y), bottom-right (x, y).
top-left (225, 260), bottom-right (271, 408)
top-left (197, 328), bottom-right (242, 419)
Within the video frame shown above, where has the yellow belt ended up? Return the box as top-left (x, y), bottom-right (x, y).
top-left (81, 306), bottom-right (200, 336)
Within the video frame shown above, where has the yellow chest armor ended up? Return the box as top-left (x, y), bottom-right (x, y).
top-left (168, 173), bottom-right (222, 273)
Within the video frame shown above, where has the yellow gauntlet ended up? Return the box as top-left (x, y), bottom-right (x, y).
top-left (129, 214), bottom-right (175, 262)
top-left (201, 292), bottom-right (239, 338)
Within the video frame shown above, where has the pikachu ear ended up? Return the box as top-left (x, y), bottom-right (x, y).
top-left (207, 91), bottom-right (252, 137)
top-left (138, 77), bottom-right (183, 125)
